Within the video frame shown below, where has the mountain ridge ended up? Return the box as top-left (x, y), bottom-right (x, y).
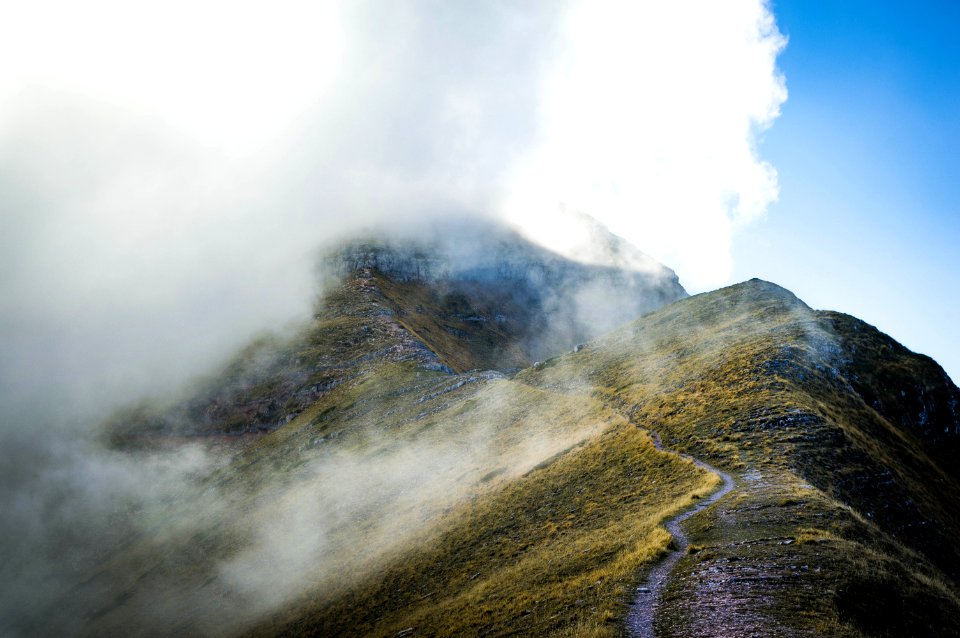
top-left (237, 277), bottom-right (960, 637)
top-left (71, 230), bottom-right (960, 637)
top-left (107, 219), bottom-right (686, 444)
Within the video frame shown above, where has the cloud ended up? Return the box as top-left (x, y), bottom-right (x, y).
top-left (0, 0), bottom-right (786, 413)
top-left (502, 0), bottom-right (787, 290)
top-left (0, 1), bottom-right (567, 415)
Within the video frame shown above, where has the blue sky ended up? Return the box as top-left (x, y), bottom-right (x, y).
top-left (733, 0), bottom-right (960, 381)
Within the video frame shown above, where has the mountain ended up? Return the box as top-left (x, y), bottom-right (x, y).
top-left (32, 219), bottom-right (960, 637)
top-left (105, 216), bottom-right (685, 445)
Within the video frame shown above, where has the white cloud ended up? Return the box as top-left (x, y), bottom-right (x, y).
top-left (0, 0), bottom-right (785, 417)
top-left (502, 0), bottom-right (787, 290)
top-left (0, 0), bottom-right (345, 155)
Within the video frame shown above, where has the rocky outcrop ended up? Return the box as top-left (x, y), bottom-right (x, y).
top-left (323, 216), bottom-right (687, 360)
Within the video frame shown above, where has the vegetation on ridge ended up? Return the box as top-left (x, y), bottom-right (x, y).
top-left (82, 271), bottom-right (960, 638)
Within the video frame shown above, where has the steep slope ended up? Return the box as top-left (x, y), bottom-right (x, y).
top-left (70, 335), bottom-right (710, 638)
top-left (526, 279), bottom-right (960, 636)
top-left (105, 218), bottom-right (685, 445)
top-left (84, 271), bottom-right (960, 637)
top-left (249, 279), bottom-right (960, 637)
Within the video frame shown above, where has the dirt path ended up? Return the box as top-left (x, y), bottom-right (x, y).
top-left (626, 431), bottom-right (736, 638)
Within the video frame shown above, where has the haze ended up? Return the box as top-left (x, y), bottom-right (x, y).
top-left (0, 0), bottom-right (794, 422)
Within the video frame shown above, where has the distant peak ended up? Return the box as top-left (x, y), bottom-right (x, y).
top-left (724, 278), bottom-right (810, 309)
top-left (505, 206), bottom-right (677, 280)
top-left (321, 214), bottom-right (685, 294)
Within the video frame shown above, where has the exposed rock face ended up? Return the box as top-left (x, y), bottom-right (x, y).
top-left (324, 216), bottom-right (687, 360)
top-left (328, 215), bottom-right (683, 289)
top-left (333, 242), bottom-right (446, 282)
top-left (108, 214), bottom-right (686, 442)
top-left (823, 310), bottom-right (960, 444)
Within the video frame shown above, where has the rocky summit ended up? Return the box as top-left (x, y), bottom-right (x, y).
top-left (107, 217), bottom-right (685, 443)
top-left (31, 218), bottom-right (960, 637)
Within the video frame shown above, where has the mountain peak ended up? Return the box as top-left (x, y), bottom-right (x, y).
top-left (727, 278), bottom-right (809, 307)
top-left (323, 213), bottom-right (683, 289)
top-left (108, 215), bottom-right (687, 444)
top-left (319, 214), bottom-right (687, 363)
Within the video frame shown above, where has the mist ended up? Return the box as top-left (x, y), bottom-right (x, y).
top-left (0, 1), bottom-right (787, 635)
top-left (0, 3), bottom-right (562, 419)
top-left (0, 0), bottom-right (785, 413)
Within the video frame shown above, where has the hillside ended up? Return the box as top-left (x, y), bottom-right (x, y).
top-left (240, 279), bottom-right (960, 637)
top-left (105, 218), bottom-right (685, 444)
top-left (40, 231), bottom-right (960, 637)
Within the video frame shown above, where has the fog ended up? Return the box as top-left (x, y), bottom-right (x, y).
top-left (0, 1), bottom-right (564, 417)
top-left (0, 1), bottom-right (787, 635)
top-left (0, 0), bottom-right (785, 414)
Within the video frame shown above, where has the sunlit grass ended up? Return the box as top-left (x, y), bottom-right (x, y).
top-left (251, 420), bottom-right (714, 637)
top-left (91, 277), bottom-right (960, 636)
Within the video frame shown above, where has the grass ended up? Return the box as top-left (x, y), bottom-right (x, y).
top-left (85, 354), bottom-right (718, 638)
top-left (89, 276), bottom-right (960, 637)
top-left (515, 279), bottom-right (960, 635)
top-left (249, 419), bottom-right (715, 638)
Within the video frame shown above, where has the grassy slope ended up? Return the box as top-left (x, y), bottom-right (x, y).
top-left (84, 266), bottom-right (715, 637)
top-left (371, 274), bottom-right (535, 373)
top-left (523, 279), bottom-right (960, 636)
top-left (250, 413), bottom-right (715, 638)
top-left (81, 357), bottom-right (715, 638)
top-left (90, 276), bottom-right (960, 637)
